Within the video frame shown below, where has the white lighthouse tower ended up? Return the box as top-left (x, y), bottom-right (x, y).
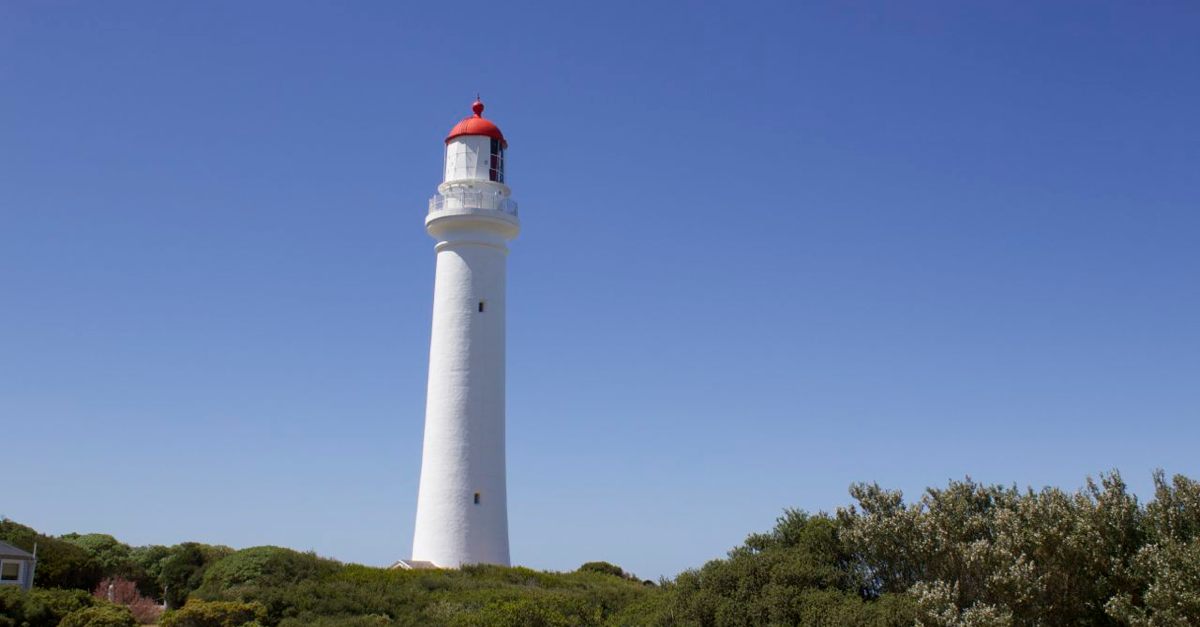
top-left (410, 99), bottom-right (518, 568)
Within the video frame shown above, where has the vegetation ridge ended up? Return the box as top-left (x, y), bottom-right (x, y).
top-left (3, 470), bottom-right (1199, 626)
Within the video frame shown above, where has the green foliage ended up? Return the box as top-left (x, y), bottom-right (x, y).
top-left (59, 604), bottom-right (138, 627)
top-left (1105, 539), bottom-right (1200, 625)
top-left (837, 472), bottom-right (1147, 625)
top-left (277, 616), bottom-right (393, 627)
top-left (61, 534), bottom-right (135, 577)
top-left (577, 561), bottom-right (627, 578)
top-left (196, 546), bottom-right (341, 595)
top-left (129, 544), bottom-right (172, 599)
top-left (660, 510), bottom-right (916, 626)
top-left (0, 587), bottom-right (97, 627)
top-left (1142, 470), bottom-right (1200, 545)
top-left (160, 599), bottom-right (268, 627)
top-left (641, 470), bottom-right (1200, 626)
top-left (5, 469), bottom-right (1200, 626)
top-left (158, 542), bottom-right (235, 609)
top-left (192, 561), bottom-right (655, 626)
top-left (0, 519), bottom-right (103, 590)
top-left (62, 533), bottom-right (164, 600)
top-left (451, 597), bottom-right (576, 627)
top-left (1104, 471), bottom-right (1200, 625)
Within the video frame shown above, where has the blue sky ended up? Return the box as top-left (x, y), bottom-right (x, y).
top-left (2, 1), bottom-right (1198, 580)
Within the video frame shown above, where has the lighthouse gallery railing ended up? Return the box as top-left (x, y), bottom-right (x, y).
top-left (429, 190), bottom-right (519, 216)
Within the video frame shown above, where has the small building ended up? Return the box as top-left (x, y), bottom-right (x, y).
top-left (389, 559), bottom-right (438, 570)
top-left (0, 540), bottom-right (36, 591)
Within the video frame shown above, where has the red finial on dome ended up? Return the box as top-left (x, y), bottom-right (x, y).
top-left (446, 97), bottom-right (507, 147)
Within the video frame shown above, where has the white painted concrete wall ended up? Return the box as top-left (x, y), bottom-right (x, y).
top-left (412, 179), bottom-right (519, 568)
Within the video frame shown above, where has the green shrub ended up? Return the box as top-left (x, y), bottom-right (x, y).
top-left (61, 534), bottom-right (136, 577)
top-left (451, 597), bottom-right (575, 627)
top-left (197, 545), bottom-right (340, 594)
top-left (158, 543), bottom-right (235, 609)
top-left (0, 587), bottom-right (97, 627)
top-left (1106, 529), bottom-right (1200, 623)
top-left (59, 604), bottom-right (138, 627)
top-left (128, 544), bottom-right (171, 599)
top-left (8, 471), bottom-right (1200, 626)
top-left (160, 599), bottom-right (268, 627)
top-left (577, 561), bottom-right (627, 578)
top-left (278, 616), bottom-right (393, 627)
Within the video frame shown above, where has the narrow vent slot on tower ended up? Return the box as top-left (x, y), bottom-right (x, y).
top-left (478, 301), bottom-right (486, 313)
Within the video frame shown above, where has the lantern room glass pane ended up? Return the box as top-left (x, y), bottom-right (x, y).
top-left (489, 139), bottom-right (504, 183)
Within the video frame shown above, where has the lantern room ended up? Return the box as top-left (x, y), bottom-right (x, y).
top-left (443, 99), bottom-right (506, 184)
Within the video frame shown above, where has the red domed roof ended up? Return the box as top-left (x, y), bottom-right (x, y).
top-left (445, 99), bottom-right (507, 148)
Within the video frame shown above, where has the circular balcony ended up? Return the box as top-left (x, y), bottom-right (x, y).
top-left (429, 189), bottom-right (518, 217)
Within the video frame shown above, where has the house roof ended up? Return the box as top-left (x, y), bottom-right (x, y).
top-left (0, 540), bottom-right (34, 560)
top-left (390, 559), bottom-right (439, 570)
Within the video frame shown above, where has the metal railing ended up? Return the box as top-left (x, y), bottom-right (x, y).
top-left (428, 190), bottom-right (519, 216)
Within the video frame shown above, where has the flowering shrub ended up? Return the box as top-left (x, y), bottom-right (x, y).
top-left (93, 577), bottom-right (163, 624)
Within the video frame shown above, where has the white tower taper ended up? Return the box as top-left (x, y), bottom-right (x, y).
top-left (411, 99), bottom-right (518, 567)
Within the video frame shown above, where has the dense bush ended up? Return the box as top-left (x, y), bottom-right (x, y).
top-left (0, 518), bottom-right (230, 605)
top-left (7, 470), bottom-right (1200, 626)
top-left (197, 563), bottom-right (655, 626)
top-left (195, 546), bottom-right (341, 595)
top-left (577, 561), bottom-right (628, 578)
top-left (62, 535), bottom-right (135, 578)
top-left (126, 544), bottom-right (172, 599)
top-left (277, 616), bottom-right (392, 627)
top-left (623, 471), bottom-right (1200, 626)
top-left (451, 597), bottom-right (578, 626)
top-left (158, 543), bottom-right (235, 609)
top-left (834, 471), bottom-right (1200, 626)
top-left (59, 604), bottom-right (138, 627)
top-left (1101, 472), bottom-right (1200, 626)
top-left (0, 587), bottom-right (97, 627)
top-left (655, 511), bottom-right (917, 626)
top-left (159, 599), bottom-right (267, 627)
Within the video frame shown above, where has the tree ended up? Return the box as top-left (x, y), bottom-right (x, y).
top-left (837, 472), bottom-right (1151, 626)
top-left (195, 546), bottom-right (340, 595)
top-left (158, 543), bottom-right (234, 609)
top-left (129, 544), bottom-right (172, 599)
top-left (1105, 471), bottom-right (1200, 625)
top-left (663, 510), bottom-right (916, 626)
top-left (63, 534), bottom-right (136, 577)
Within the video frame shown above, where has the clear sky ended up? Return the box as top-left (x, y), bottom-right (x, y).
top-left (2, 1), bottom-right (1198, 580)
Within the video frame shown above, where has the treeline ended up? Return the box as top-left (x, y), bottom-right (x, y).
top-left (653, 471), bottom-right (1200, 626)
top-left (3, 470), bottom-right (1199, 626)
top-left (0, 519), bottom-right (235, 609)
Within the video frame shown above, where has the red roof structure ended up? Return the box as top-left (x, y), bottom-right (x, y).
top-left (445, 99), bottom-right (507, 148)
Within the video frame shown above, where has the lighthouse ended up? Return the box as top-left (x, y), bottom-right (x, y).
top-left (410, 99), bottom-right (518, 568)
